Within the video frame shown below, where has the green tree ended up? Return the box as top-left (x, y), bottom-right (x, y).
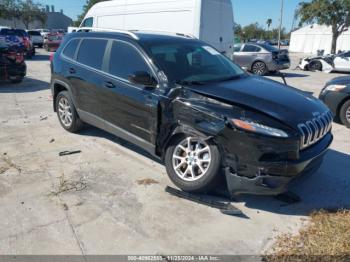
top-left (0, 0), bottom-right (22, 27)
top-left (20, 0), bottom-right (46, 29)
top-left (76, 0), bottom-right (111, 26)
top-left (297, 0), bottom-right (350, 54)
top-left (242, 23), bottom-right (265, 41)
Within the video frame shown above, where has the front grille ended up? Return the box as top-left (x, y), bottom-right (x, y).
top-left (298, 111), bottom-right (333, 150)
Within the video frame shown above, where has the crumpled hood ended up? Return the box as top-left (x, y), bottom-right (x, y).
top-left (186, 75), bottom-right (329, 127)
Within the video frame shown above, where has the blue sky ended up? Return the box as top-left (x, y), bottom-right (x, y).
top-left (40, 0), bottom-right (306, 31)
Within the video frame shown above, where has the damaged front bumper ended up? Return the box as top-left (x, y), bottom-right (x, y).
top-left (222, 133), bottom-right (333, 195)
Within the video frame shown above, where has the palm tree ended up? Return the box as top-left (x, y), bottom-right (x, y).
top-left (266, 18), bottom-right (272, 31)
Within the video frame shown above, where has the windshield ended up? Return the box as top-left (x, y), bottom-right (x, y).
top-left (142, 41), bottom-right (245, 84)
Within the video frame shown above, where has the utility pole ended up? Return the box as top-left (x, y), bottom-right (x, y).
top-left (278, 0), bottom-right (284, 49)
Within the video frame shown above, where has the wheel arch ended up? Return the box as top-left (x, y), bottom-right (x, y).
top-left (52, 80), bottom-right (73, 112)
top-left (337, 95), bottom-right (350, 119)
top-left (159, 124), bottom-right (214, 161)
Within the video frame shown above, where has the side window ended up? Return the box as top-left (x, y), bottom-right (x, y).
top-left (62, 39), bottom-right (80, 59)
top-left (82, 17), bottom-right (93, 27)
top-left (108, 41), bottom-right (151, 80)
top-left (242, 44), bottom-right (261, 52)
top-left (77, 39), bottom-right (107, 69)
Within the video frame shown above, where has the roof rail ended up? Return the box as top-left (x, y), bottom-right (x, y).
top-left (130, 30), bottom-right (197, 39)
top-left (76, 27), bottom-right (139, 40)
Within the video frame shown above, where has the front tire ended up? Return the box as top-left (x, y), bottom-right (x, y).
top-left (56, 91), bottom-right (83, 133)
top-left (164, 135), bottom-right (221, 193)
top-left (251, 61), bottom-right (267, 76)
top-left (339, 100), bottom-right (350, 128)
top-left (309, 60), bottom-right (322, 71)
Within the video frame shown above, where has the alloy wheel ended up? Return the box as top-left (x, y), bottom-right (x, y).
top-left (346, 106), bottom-right (350, 124)
top-left (58, 97), bottom-right (73, 127)
top-left (172, 137), bottom-right (211, 181)
top-left (252, 62), bottom-right (266, 75)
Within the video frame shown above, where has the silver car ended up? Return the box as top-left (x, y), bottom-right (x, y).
top-left (233, 43), bottom-right (290, 75)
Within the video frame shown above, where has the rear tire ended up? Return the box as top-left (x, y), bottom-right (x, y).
top-left (164, 135), bottom-right (222, 193)
top-left (339, 100), bottom-right (350, 128)
top-left (251, 61), bottom-right (267, 76)
top-left (55, 91), bottom-right (83, 133)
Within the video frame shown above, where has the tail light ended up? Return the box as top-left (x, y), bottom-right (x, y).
top-left (23, 37), bottom-right (30, 49)
top-left (49, 53), bottom-right (54, 62)
top-left (16, 52), bottom-right (24, 63)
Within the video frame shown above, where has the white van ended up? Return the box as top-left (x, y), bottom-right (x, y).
top-left (79, 0), bottom-right (234, 56)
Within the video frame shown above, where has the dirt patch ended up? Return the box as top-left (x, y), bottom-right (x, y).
top-left (136, 178), bottom-right (159, 186)
top-left (0, 156), bottom-right (21, 175)
top-left (50, 173), bottom-right (88, 196)
top-left (266, 210), bottom-right (350, 261)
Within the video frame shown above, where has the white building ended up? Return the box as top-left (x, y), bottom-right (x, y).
top-left (289, 24), bottom-right (350, 55)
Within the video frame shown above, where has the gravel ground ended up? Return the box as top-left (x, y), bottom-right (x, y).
top-left (0, 49), bottom-right (349, 256)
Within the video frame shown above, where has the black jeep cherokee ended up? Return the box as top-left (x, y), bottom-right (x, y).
top-left (51, 31), bottom-right (333, 195)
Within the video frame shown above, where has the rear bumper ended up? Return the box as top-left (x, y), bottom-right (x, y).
top-left (0, 63), bottom-right (26, 80)
top-left (225, 133), bottom-right (332, 195)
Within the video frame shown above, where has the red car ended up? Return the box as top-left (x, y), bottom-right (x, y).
top-left (44, 33), bottom-right (64, 52)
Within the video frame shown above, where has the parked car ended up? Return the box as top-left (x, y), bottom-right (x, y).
top-left (0, 45), bottom-right (26, 83)
top-left (319, 76), bottom-right (350, 128)
top-left (77, 0), bottom-right (234, 57)
top-left (27, 30), bottom-right (44, 48)
top-left (13, 29), bottom-right (35, 59)
top-left (233, 43), bottom-right (290, 75)
top-left (280, 39), bottom-right (289, 46)
top-left (51, 31), bottom-right (333, 195)
top-left (299, 51), bottom-right (350, 73)
top-left (36, 29), bottom-right (50, 37)
top-left (44, 33), bottom-right (64, 52)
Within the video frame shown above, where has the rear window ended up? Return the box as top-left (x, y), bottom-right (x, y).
top-left (77, 39), bottom-right (107, 70)
top-left (28, 31), bottom-right (41, 36)
top-left (0, 29), bottom-right (16, 36)
top-left (242, 44), bottom-right (261, 52)
top-left (14, 30), bottom-right (28, 37)
top-left (63, 39), bottom-right (80, 59)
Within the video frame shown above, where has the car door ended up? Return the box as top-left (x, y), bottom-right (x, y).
top-left (64, 38), bottom-right (109, 120)
top-left (99, 40), bottom-right (159, 150)
top-left (334, 52), bottom-right (350, 72)
top-left (233, 44), bottom-right (260, 69)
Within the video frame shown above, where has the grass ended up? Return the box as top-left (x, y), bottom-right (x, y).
top-left (265, 210), bottom-right (350, 262)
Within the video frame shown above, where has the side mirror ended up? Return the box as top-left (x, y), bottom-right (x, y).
top-left (129, 71), bottom-right (157, 88)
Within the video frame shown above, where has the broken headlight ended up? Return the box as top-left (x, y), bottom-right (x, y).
top-left (324, 84), bottom-right (347, 92)
top-left (231, 119), bottom-right (289, 138)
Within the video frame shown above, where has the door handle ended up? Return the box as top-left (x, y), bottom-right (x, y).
top-left (69, 68), bottom-right (76, 74)
top-left (104, 81), bottom-right (115, 89)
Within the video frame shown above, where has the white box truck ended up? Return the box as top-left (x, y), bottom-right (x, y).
top-left (77, 0), bottom-right (234, 56)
